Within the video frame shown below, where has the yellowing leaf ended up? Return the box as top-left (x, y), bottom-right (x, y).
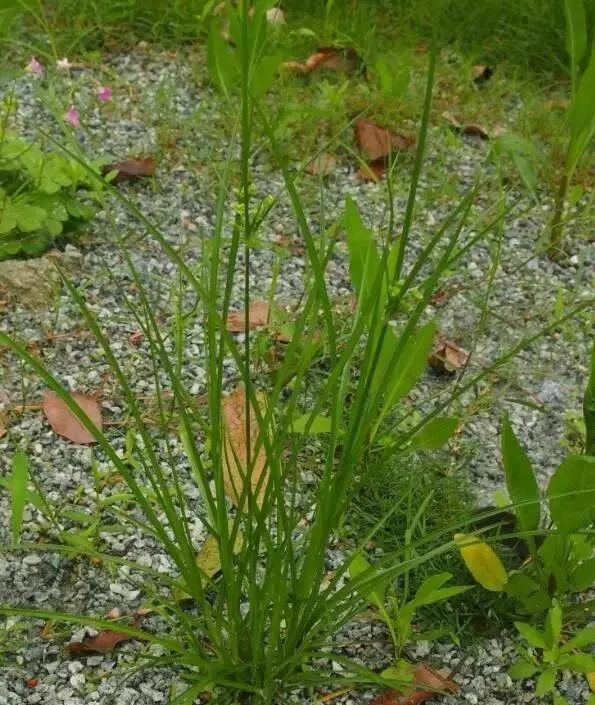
top-left (454, 533), bottom-right (508, 592)
top-left (587, 672), bottom-right (595, 692)
top-left (222, 387), bottom-right (269, 509)
top-left (196, 527), bottom-right (244, 578)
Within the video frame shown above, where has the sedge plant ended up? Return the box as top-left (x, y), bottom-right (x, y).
top-left (548, 0), bottom-right (595, 257)
top-left (1, 3), bottom-right (594, 705)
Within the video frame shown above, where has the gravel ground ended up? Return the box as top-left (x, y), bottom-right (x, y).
top-left (0, 48), bottom-right (593, 705)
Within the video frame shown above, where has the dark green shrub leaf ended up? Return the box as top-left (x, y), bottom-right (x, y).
top-left (547, 455), bottom-right (595, 531)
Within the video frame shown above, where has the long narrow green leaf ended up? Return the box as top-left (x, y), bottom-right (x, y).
top-left (10, 451), bottom-right (29, 544)
top-left (564, 0), bottom-right (588, 91)
top-left (583, 341), bottom-right (595, 455)
top-left (501, 414), bottom-right (540, 533)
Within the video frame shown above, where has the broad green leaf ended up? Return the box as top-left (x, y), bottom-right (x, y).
top-left (554, 695), bottom-right (570, 705)
top-left (509, 659), bottom-right (539, 680)
top-left (562, 626), bottom-right (595, 652)
top-left (349, 554), bottom-right (385, 610)
top-left (376, 320), bottom-right (436, 413)
top-left (535, 670), bottom-right (557, 696)
top-left (564, 0), bottom-right (588, 87)
top-left (501, 414), bottom-right (540, 533)
top-left (547, 455), bottom-right (595, 531)
top-left (11, 203), bottom-right (47, 232)
top-left (584, 341), bottom-right (595, 455)
top-left (559, 653), bottom-right (595, 673)
top-left (514, 621), bottom-right (548, 650)
top-left (251, 54), bottom-right (281, 98)
top-left (207, 20), bottom-right (238, 98)
top-left (570, 557), bottom-right (595, 591)
top-left (344, 196), bottom-right (384, 307)
top-left (10, 452), bottom-right (29, 543)
top-left (409, 416), bottom-right (458, 450)
top-left (545, 600), bottom-right (562, 649)
top-left (454, 533), bottom-right (508, 592)
top-left (567, 45), bottom-right (595, 174)
top-left (413, 572), bottom-right (453, 601)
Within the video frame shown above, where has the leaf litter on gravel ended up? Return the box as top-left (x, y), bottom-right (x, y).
top-left (42, 390), bottom-right (102, 444)
top-left (371, 662), bottom-right (460, 705)
top-left (354, 119), bottom-right (415, 180)
top-left (226, 301), bottom-right (271, 332)
top-left (103, 156), bottom-right (156, 183)
top-left (67, 610), bottom-right (149, 655)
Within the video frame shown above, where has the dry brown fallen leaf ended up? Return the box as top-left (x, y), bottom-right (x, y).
top-left (357, 159), bottom-right (387, 182)
top-left (370, 663), bottom-right (459, 705)
top-left (43, 390), bottom-right (102, 444)
top-left (128, 329), bottom-right (145, 347)
top-left (355, 119), bottom-right (415, 162)
top-left (282, 47), bottom-right (362, 75)
top-left (226, 301), bottom-right (270, 332)
top-left (305, 153), bottom-right (337, 177)
top-left (428, 336), bottom-right (470, 374)
top-left (67, 610), bottom-right (147, 654)
top-left (222, 386), bottom-right (269, 508)
top-left (273, 234), bottom-right (305, 256)
top-left (103, 157), bottom-right (156, 183)
top-left (471, 64), bottom-right (493, 85)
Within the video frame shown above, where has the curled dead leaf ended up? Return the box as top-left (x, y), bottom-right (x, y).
top-left (222, 387), bottom-right (269, 508)
top-left (42, 390), bottom-right (102, 444)
top-left (442, 112), bottom-right (489, 140)
top-left (226, 301), bottom-right (270, 332)
top-left (103, 157), bottom-right (156, 183)
top-left (282, 47), bottom-right (363, 76)
top-left (428, 336), bottom-right (470, 375)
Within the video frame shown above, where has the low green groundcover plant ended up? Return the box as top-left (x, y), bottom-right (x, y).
top-left (0, 122), bottom-right (103, 260)
top-left (0, 4), bottom-right (593, 705)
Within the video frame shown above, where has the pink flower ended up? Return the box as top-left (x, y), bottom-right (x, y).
top-left (25, 57), bottom-right (43, 76)
top-left (64, 105), bottom-right (80, 127)
top-left (97, 86), bottom-right (112, 102)
top-left (56, 57), bottom-right (71, 71)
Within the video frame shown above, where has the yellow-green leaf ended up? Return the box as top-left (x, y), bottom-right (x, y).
top-left (454, 533), bottom-right (508, 592)
top-left (196, 528), bottom-right (244, 578)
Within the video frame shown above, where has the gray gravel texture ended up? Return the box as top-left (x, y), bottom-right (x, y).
top-left (0, 47), bottom-right (593, 705)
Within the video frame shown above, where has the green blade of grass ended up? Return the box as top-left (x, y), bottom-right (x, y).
top-left (10, 451), bottom-right (29, 544)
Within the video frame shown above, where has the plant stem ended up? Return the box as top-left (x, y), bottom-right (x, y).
top-left (548, 171), bottom-right (569, 258)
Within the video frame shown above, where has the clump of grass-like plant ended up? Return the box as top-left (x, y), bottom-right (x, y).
top-left (1, 4), bottom-right (593, 705)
